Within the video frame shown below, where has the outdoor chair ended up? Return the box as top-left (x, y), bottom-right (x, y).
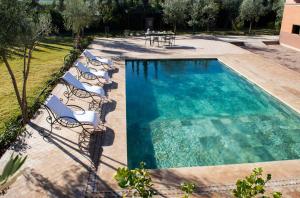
top-left (83, 50), bottom-right (115, 71)
top-left (163, 34), bottom-right (175, 46)
top-left (144, 34), bottom-right (152, 45)
top-left (40, 94), bottom-right (100, 136)
top-left (61, 71), bottom-right (106, 110)
top-left (74, 61), bottom-right (111, 85)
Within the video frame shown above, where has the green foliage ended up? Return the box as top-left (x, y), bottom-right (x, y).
top-left (222, 0), bottom-right (243, 30)
top-left (180, 182), bottom-right (196, 198)
top-left (0, 0), bottom-right (27, 57)
top-left (63, 0), bottom-right (91, 34)
top-left (239, 0), bottom-right (269, 33)
top-left (114, 162), bottom-right (154, 198)
top-left (272, 0), bottom-right (284, 29)
top-left (233, 167), bottom-right (282, 198)
top-left (188, 0), bottom-right (220, 31)
top-left (161, 0), bottom-right (189, 32)
top-left (63, 0), bottom-right (93, 48)
top-left (97, 1), bottom-right (114, 24)
top-left (0, 154), bottom-right (27, 185)
top-left (0, 119), bottom-right (24, 154)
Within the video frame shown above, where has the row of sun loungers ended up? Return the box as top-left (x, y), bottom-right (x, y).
top-left (40, 50), bottom-right (115, 136)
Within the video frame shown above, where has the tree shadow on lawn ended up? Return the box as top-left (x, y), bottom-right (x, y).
top-left (42, 36), bottom-right (74, 47)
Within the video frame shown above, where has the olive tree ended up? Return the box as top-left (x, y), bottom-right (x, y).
top-left (272, 0), bottom-right (284, 29)
top-left (188, 0), bottom-right (220, 32)
top-left (239, 0), bottom-right (269, 33)
top-left (161, 0), bottom-right (188, 33)
top-left (0, 0), bottom-right (52, 125)
top-left (63, 0), bottom-right (93, 49)
top-left (222, 0), bottom-right (243, 30)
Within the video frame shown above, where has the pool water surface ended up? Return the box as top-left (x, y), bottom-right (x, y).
top-left (126, 59), bottom-right (300, 169)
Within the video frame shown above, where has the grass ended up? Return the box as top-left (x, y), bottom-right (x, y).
top-left (0, 36), bottom-right (73, 132)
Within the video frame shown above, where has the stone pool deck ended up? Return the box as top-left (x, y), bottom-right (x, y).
top-left (1, 35), bottom-right (300, 197)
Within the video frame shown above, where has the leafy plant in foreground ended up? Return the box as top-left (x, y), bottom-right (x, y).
top-left (114, 162), bottom-right (154, 198)
top-left (180, 182), bottom-right (196, 198)
top-left (233, 167), bottom-right (282, 198)
top-left (0, 154), bottom-right (27, 186)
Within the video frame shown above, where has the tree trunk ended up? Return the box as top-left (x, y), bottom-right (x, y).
top-left (173, 23), bottom-right (176, 33)
top-left (192, 24), bottom-right (195, 35)
top-left (249, 21), bottom-right (252, 34)
top-left (1, 53), bottom-right (27, 125)
top-left (231, 19), bottom-right (237, 31)
top-left (75, 32), bottom-right (80, 49)
top-left (21, 48), bottom-right (32, 124)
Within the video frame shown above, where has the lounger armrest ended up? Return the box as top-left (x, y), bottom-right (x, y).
top-left (67, 105), bottom-right (86, 112)
top-left (82, 81), bottom-right (93, 86)
top-left (88, 67), bottom-right (98, 72)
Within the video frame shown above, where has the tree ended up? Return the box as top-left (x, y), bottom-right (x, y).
top-left (222, 0), bottom-right (243, 30)
top-left (188, 0), bottom-right (220, 32)
top-left (0, 0), bottom-right (52, 125)
top-left (97, 0), bottom-right (114, 36)
top-left (161, 0), bottom-right (188, 33)
top-left (63, 0), bottom-right (93, 49)
top-left (272, 0), bottom-right (284, 29)
top-left (239, 0), bottom-right (269, 33)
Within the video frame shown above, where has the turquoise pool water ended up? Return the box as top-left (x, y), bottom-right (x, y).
top-left (126, 59), bottom-right (300, 169)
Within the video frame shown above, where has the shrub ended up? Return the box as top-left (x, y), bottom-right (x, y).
top-left (114, 162), bottom-right (154, 198)
top-left (233, 167), bottom-right (282, 198)
top-left (180, 182), bottom-right (196, 198)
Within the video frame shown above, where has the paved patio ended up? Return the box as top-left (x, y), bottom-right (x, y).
top-left (1, 35), bottom-right (300, 197)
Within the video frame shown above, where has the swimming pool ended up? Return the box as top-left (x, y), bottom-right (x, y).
top-left (126, 59), bottom-right (300, 169)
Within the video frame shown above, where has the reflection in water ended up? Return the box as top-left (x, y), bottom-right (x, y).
top-left (143, 61), bottom-right (148, 80)
top-left (154, 61), bottom-right (158, 79)
top-left (136, 61), bottom-right (139, 76)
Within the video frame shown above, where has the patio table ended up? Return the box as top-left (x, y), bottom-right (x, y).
top-left (145, 31), bottom-right (175, 46)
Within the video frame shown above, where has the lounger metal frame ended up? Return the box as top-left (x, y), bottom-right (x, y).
top-left (84, 53), bottom-right (112, 71)
top-left (60, 78), bottom-right (104, 110)
top-left (74, 65), bottom-right (106, 86)
top-left (40, 102), bottom-right (92, 137)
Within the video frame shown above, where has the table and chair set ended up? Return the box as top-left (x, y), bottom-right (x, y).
top-left (145, 31), bottom-right (176, 47)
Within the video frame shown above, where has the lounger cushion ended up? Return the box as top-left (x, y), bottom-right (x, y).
top-left (45, 95), bottom-right (100, 128)
top-left (73, 111), bottom-right (100, 128)
top-left (83, 83), bottom-right (105, 96)
top-left (63, 72), bottom-right (105, 97)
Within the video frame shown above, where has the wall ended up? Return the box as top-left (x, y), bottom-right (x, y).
top-left (280, 2), bottom-right (300, 50)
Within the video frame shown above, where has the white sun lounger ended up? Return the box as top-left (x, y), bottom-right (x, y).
top-left (74, 61), bottom-right (110, 83)
top-left (83, 50), bottom-right (115, 70)
top-left (62, 71), bottom-right (106, 97)
top-left (42, 95), bottom-right (100, 134)
top-left (61, 72), bottom-right (106, 110)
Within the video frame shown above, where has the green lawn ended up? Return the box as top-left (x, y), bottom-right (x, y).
top-left (0, 36), bottom-right (73, 131)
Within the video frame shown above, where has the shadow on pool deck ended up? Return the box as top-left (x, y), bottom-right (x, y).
top-left (26, 116), bottom-right (119, 197)
top-left (92, 39), bottom-right (169, 55)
